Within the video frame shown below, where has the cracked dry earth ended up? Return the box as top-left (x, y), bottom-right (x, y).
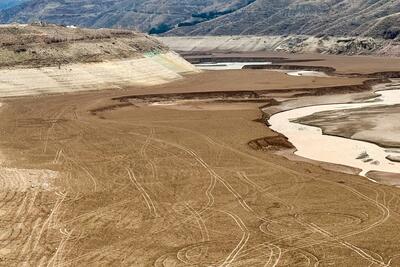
top-left (1, 85), bottom-right (400, 266)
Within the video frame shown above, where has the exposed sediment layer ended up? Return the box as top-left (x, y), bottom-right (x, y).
top-left (243, 64), bottom-right (336, 74)
top-left (0, 51), bottom-right (198, 97)
top-left (159, 35), bottom-right (400, 57)
top-left (0, 24), bottom-right (199, 97)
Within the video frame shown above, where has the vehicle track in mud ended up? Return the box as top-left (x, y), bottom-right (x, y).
top-left (0, 64), bottom-right (400, 265)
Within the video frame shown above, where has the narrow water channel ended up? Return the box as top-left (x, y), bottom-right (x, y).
top-left (268, 88), bottom-right (400, 177)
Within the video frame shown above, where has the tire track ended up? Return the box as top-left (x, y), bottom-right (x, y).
top-left (140, 127), bottom-right (159, 182)
top-left (126, 168), bottom-right (158, 217)
top-left (306, 222), bottom-right (386, 266)
top-left (217, 209), bottom-right (250, 267)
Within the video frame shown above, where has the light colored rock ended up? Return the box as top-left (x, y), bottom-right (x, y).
top-left (0, 52), bottom-right (199, 97)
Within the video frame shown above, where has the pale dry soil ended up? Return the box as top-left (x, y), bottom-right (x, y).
top-left (0, 68), bottom-right (400, 266)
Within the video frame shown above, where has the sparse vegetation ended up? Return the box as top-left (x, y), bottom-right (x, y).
top-left (0, 23), bottom-right (167, 68)
top-left (149, 23), bottom-right (172, 35)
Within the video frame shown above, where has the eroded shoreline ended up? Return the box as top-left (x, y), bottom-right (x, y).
top-left (268, 86), bottom-right (400, 183)
top-left (106, 73), bottom-right (400, 186)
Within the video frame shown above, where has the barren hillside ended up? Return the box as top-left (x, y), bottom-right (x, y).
top-left (0, 0), bottom-right (26, 10)
top-left (0, 0), bottom-right (399, 40)
top-left (169, 0), bottom-right (400, 40)
top-left (0, 0), bottom-right (253, 33)
top-left (0, 23), bottom-right (198, 96)
top-left (0, 23), bottom-right (167, 68)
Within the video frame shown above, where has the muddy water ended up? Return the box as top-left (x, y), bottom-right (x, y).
top-left (268, 87), bottom-right (400, 178)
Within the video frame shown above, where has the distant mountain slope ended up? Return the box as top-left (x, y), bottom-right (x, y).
top-left (169, 0), bottom-right (400, 40)
top-left (0, 0), bottom-right (26, 10)
top-left (0, 0), bottom-right (250, 33)
top-left (0, 0), bottom-right (399, 40)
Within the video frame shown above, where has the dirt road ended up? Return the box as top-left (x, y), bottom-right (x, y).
top-left (1, 67), bottom-right (400, 266)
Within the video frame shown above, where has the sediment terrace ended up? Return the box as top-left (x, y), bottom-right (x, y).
top-left (0, 51), bottom-right (197, 97)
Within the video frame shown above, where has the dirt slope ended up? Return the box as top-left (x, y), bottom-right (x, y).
top-left (0, 23), bottom-right (167, 68)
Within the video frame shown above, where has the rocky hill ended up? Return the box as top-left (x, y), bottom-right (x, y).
top-left (0, 0), bottom-right (399, 40)
top-left (0, 23), bottom-right (167, 68)
top-left (169, 0), bottom-right (400, 40)
top-left (0, 23), bottom-right (198, 97)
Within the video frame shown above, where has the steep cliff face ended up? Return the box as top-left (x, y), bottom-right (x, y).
top-left (0, 0), bottom-right (399, 40)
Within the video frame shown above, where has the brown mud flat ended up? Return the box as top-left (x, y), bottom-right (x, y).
top-left (243, 64), bottom-right (337, 74)
top-left (185, 56), bottom-right (324, 65)
top-left (184, 51), bottom-right (400, 74)
top-left (1, 55), bottom-right (400, 266)
top-left (113, 90), bottom-right (261, 102)
top-left (187, 53), bottom-right (400, 80)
